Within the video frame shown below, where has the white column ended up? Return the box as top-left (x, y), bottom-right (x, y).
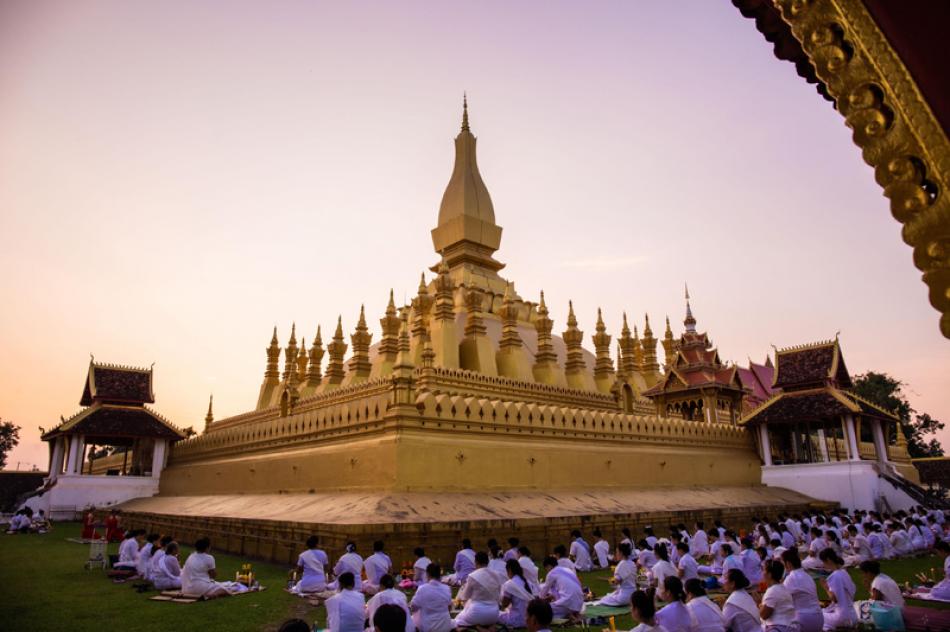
top-left (66, 435), bottom-right (82, 474)
top-left (151, 439), bottom-right (167, 478)
top-left (845, 414), bottom-right (860, 461)
top-left (872, 419), bottom-right (890, 464)
top-left (816, 429), bottom-right (830, 462)
top-left (48, 437), bottom-right (65, 480)
top-left (759, 425), bottom-right (773, 466)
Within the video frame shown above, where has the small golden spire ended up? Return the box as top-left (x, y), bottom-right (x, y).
top-left (539, 290), bottom-right (547, 310)
top-left (461, 92), bottom-right (469, 132)
top-left (418, 272), bottom-right (428, 295)
top-left (386, 289), bottom-right (397, 317)
top-left (270, 326), bottom-right (278, 345)
top-left (567, 300), bottom-right (577, 326)
top-left (204, 394), bottom-right (214, 427)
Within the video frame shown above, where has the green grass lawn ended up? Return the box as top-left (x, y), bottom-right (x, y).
top-left (0, 522), bottom-right (946, 631)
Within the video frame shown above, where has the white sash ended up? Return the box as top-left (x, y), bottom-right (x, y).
top-left (725, 589), bottom-right (760, 620)
top-left (691, 596), bottom-right (723, 621)
top-left (504, 577), bottom-right (533, 602)
top-left (460, 549), bottom-right (476, 565)
top-left (550, 566), bottom-right (582, 591)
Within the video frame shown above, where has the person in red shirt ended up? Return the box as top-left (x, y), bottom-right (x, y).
top-left (81, 508), bottom-right (100, 540)
top-left (105, 509), bottom-right (124, 542)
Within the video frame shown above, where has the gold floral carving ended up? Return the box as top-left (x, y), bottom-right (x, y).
top-left (774, 0), bottom-right (950, 337)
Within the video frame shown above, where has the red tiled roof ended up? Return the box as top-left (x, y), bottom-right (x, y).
top-left (773, 340), bottom-right (851, 391)
top-left (80, 363), bottom-right (154, 406)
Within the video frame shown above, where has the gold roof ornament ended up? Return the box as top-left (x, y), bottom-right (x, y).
top-left (431, 94), bottom-right (505, 276)
top-left (592, 308), bottom-right (615, 392)
top-left (324, 316), bottom-right (347, 387)
top-left (204, 394), bottom-right (214, 432)
top-left (306, 326), bottom-right (324, 387)
top-left (346, 305), bottom-right (373, 383)
top-left (684, 283), bottom-right (697, 333)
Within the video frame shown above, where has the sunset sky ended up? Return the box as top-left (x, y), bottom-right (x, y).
top-left (1, 0), bottom-right (947, 471)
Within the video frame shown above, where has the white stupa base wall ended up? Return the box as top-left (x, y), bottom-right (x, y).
top-left (762, 461), bottom-right (917, 512)
top-left (24, 475), bottom-right (160, 520)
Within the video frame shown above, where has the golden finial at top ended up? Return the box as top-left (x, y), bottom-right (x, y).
top-left (461, 92), bottom-right (469, 132)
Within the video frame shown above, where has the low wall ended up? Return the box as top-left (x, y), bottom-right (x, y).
top-left (113, 487), bottom-right (829, 567)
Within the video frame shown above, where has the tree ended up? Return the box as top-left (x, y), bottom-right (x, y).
top-left (852, 372), bottom-right (945, 458)
top-left (0, 419), bottom-right (22, 470)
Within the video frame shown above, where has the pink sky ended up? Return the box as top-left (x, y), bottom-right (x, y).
top-left (1, 1), bottom-right (947, 471)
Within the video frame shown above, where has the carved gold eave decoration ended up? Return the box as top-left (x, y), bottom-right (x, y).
top-left (773, 0), bottom-right (950, 338)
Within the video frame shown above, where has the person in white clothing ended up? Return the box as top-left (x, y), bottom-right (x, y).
top-left (722, 569), bottom-right (761, 632)
top-left (148, 536), bottom-right (172, 583)
top-left (330, 543), bottom-right (364, 592)
top-left (363, 541), bottom-right (394, 595)
top-left (554, 544), bottom-right (576, 572)
top-left (504, 537), bottom-right (520, 562)
top-left (592, 529), bottom-right (611, 568)
top-left (409, 563), bottom-right (453, 632)
top-left (366, 575), bottom-right (414, 632)
top-left (595, 542), bottom-right (636, 606)
top-left (845, 524), bottom-right (872, 566)
top-left (152, 541), bottom-right (182, 591)
top-left (181, 537), bottom-right (231, 599)
top-left (517, 546), bottom-right (542, 593)
top-left (487, 546), bottom-right (509, 587)
top-left (135, 533), bottom-right (158, 580)
top-left (112, 529), bottom-right (143, 574)
top-left (291, 535), bottom-right (330, 594)
top-left (412, 548), bottom-right (432, 584)
top-left (539, 556), bottom-right (584, 620)
top-left (326, 572), bottom-right (366, 632)
top-left (690, 522), bottom-right (709, 558)
top-left (453, 551), bottom-right (502, 628)
top-left (650, 543), bottom-right (677, 589)
top-left (859, 560), bottom-right (905, 607)
top-left (759, 560), bottom-right (797, 632)
top-left (499, 559), bottom-right (534, 628)
top-left (443, 539), bottom-right (476, 586)
top-left (675, 542), bottom-right (698, 582)
top-left (684, 579), bottom-right (725, 632)
top-left (820, 549), bottom-right (857, 630)
top-left (569, 530), bottom-right (593, 572)
top-left (655, 576), bottom-right (692, 632)
top-left (629, 589), bottom-right (666, 632)
top-left (738, 538), bottom-right (762, 585)
top-left (780, 549), bottom-right (822, 632)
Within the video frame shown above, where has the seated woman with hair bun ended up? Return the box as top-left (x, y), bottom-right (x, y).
top-left (722, 569), bottom-right (761, 632)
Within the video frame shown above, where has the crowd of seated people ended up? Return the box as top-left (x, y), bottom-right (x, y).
top-left (105, 524), bottom-right (254, 599)
top-left (5, 508), bottom-right (52, 534)
top-left (281, 503), bottom-right (949, 632)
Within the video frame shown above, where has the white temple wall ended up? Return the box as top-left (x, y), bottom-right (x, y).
top-left (762, 461), bottom-right (917, 512)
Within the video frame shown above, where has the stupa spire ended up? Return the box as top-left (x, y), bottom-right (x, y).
top-left (431, 95), bottom-right (504, 275)
top-left (495, 283), bottom-right (532, 380)
top-left (592, 308), bottom-right (615, 392)
top-left (324, 316), bottom-right (347, 388)
top-left (204, 394), bottom-right (214, 432)
top-left (563, 301), bottom-right (595, 391)
top-left (684, 283), bottom-right (697, 333)
top-left (618, 312), bottom-right (637, 377)
top-left (346, 305), bottom-right (373, 383)
top-left (283, 323), bottom-right (299, 381)
top-left (461, 92), bottom-right (469, 132)
top-left (306, 326), bottom-right (324, 387)
top-left (662, 315), bottom-right (676, 367)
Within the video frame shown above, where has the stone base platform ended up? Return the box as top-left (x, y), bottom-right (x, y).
top-left (116, 485), bottom-right (829, 567)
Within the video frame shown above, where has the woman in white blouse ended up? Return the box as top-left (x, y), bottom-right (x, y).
top-left (819, 548), bottom-right (857, 631)
top-left (759, 560), bottom-right (796, 632)
top-left (780, 549), bottom-right (822, 632)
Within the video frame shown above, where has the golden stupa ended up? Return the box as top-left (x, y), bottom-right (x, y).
top-left (121, 100), bottom-right (820, 564)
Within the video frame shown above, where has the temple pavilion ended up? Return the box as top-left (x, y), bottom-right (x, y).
top-left (34, 361), bottom-right (186, 518)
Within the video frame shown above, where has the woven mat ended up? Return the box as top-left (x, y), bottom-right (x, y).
top-left (582, 605), bottom-right (628, 618)
top-left (149, 587), bottom-right (267, 604)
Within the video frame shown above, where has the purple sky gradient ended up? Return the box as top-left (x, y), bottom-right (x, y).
top-left (1, 1), bottom-right (947, 470)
